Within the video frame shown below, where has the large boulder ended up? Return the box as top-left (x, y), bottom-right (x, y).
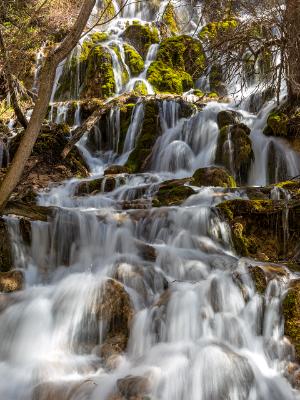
top-left (122, 22), bottom-right (159, 58)
top-left (147, 35), bottom-right (206, 94)
top-left (217, 110), bottom-right (241, 129)
top-left (192, 166), bottom-right (236, 188)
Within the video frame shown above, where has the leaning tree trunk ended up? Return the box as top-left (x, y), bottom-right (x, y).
top-left (286, 0), bottom-right (300, 105)
top-left (0, 0), bottom-right (96, 212)
top-left (0, 28), bottom-right (28, 129)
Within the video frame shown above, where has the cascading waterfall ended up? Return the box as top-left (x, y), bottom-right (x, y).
top-left (2, 1), bottom-right (300, 399)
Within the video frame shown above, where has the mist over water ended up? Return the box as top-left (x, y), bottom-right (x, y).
top-left (2, 1), bottom-right (300, 399)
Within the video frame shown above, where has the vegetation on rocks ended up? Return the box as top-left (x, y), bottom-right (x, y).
top-left (147, 35), bottom-right (206, 94)
top-left (282, 280), bottom-right (300, 361)
top-left (0, 270), bottom-right (24, 293)
top-left (124, 44), bottom-right (144, 76)
top-left (153, 179), bottom-right (195, 207)
top-left (122, 22), bottom-right (159, 58)
top-left (192, 166), bottom-right (236, 188)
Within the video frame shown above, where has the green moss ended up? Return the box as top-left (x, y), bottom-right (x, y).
top-left (133, 81), bottom-right (148, 96)
top-left (199, 19), bottom-right (238, 39)
top-left (249, 266), bottom-right (267, 294)
top-left (146, 35), bottom-right (205, 94)
top-left (153, 180), bottom-right (195, 207)
top-left (89, 32), bottom-right (109, 43)
top-left (119, 103), bottom-right (136, 153)
top-left (125, 101), bottom-right (160, 172)
top-left (147, 61), bottom-right (193, 94)
top-left (265, 111), bottom-right (289, 136)
top-left (124, 44), bottom-right (145, 76)
top-left (282, 282), bottom-right (300, 360)
top-left (162, 3), bottom-right (179, 35)
top-left (122, 22), bottom-right (159, 58)
top-left (191, 167), bottom-right (236, 188)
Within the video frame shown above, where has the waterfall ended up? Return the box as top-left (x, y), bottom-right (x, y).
top-left (2, 1), bottom-right (300, 399)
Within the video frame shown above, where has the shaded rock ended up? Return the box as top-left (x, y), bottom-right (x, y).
top-left (75, 175), bottom-right (127, 196)
top-left (215, 123), bottom-right (254, 185)
top-left (32, 380), bottom-right (96, 400)
top-left (282, 280), bottom-right (300, 361)
top-left (116, 375), bottom-right (151, 399)
top-left (248, 266), bottom-right (267, 294)
top-left (192, 166), bottom-right (236, 188)
top-left (217, 198), bottom-right (300, 262)
top-left (217, 110), bottom-right (241, 129)
top-left (104, 165), bottom-right (130, 175)
top-left (152, 179), bottom-right (195, 207)
top-left (0, 219), bottom-right (13, 273)
top-left (0, 270), bottom-right (24, 293)
top-left (122, 22), bottom-right (159, 58)
top-left (97, 279), bottom-right (133, 364)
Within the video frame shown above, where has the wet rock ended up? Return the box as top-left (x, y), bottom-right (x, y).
top-left (124, 44), bottom-right (145, 76)
top-left (122, 22), bottom-right (159, 58)
top-left (75, 175), bottom-right (127, 196)
top-left (217, 198), bottom-right (300, 261)
top-left (97, 279), bottom-right (133, 364)
top-left (125, 100), bottom-right (161, 173)
top-left (152, 179), bottom-right (195, 207)
top-left (115, 375), bottom-right (151, 399)
top-left (192, 166), bottom-right (236, 188)
top-left (215, 123), bottom-right (253, 184)
top-left (248, 266), bottom-right (267, 294)
top-left (0, 270), bottom-right (24, 293)
top-left (282, 280), bottom-right (300, 361)
top-left (104, 165), bottom-right (130, 175)
top-left (134, 239), bottom-right (157, 262)
top-left (263, 104), bottom-right (300, 139)
top-left (32, 379), bottom-right (96, 400)
top-left (0, 219), bottom-right (13, 273)
top-left (217, 110), bottom-right (241, 129)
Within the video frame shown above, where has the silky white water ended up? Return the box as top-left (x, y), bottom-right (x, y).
top-left (2, 1), bottom-right (300, 399)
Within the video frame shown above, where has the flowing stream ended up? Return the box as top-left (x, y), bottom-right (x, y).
top-left (2, 1), bottom-right (300, 399)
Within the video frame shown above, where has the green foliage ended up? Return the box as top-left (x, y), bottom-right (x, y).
top-left (162, 4), bottom-right (179, 35)
top-left (124, 44), bottom-right (145, 76)
top-left (199, 19), bottom-right (238, 39)
top-left (133, 81), bottom-right (148, 96)
top-left (122, 22), bottom-right (159, 58)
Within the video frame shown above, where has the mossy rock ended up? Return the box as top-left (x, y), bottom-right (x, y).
top-left (192, 166), bottom-right (236, 188)
top-left (133, 80), bottom-right (148, 96)
top-left (248, 266), bottom-right (267, 294)
top-left (125, 100), bottom-right (160, 173)
top-left (264, 111), bottom-right (289, 137)
top-left (147, 61), bottom-right (193, 94)
top-left (210, 65), bottom-right (227, 97)
top-left (55, 42), bottom-right (116, 101)
top-left (215, 123), bottom-right (253, 184)
top-left (124, 44), bottom-right (145, 76)
top-left (282, 280), bottom-right (300, 361)
top-left (0, 219), bottom-right (13, 273)
top-left (153, 179), bottom-right (195, 207)
top-left (75, 175), bottom-right (127, 196)
top-left (122, 22), bottom-right (159, 58)
top-left (104, 165), bottom-right (130, 175)
top-left (217, 110), bottom-right (241, 129)
top-left (147, 35), bottom-right (205, 94)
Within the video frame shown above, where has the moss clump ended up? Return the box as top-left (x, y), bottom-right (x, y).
top-left (215, 123), bottom-right (253, 185)
top-left (88, 32), bottom-right (109, 43)
top-left (133, 81), bottom-right (148, 96)
top-left (217, 110), bottom-right (241, 129)
top-left (282, 281), bottom-right (300, 361)
top-left (125, 100), bottom-right (160, 173)
top-left (153, 179), bottom-right (195, 207)
top-left (191, 166), bottom-right (236, 188)
top-left (122, 22), bottom-right (159, 58)
top-left (248, 266), bottom-right (267, 294)
top-left (162, 3), bottom-right (179, 35)
top-left (147, 61), bottom-right (193, 94)
top-left (264, 111), bottom-right (289, 136)
top-left (147, 35), bottom-right (205, 94)
top-left (199, 19), bottom-right (238, 39)
top-left (124, 44), bottom-right (145, 76)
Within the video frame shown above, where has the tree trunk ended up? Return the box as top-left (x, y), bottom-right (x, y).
top-left (0, 0), bottom-right (96, 212)
top-left (286, 0), bottom-right (300, 105)
top-left (0, 29), bottom-right (28, 129)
